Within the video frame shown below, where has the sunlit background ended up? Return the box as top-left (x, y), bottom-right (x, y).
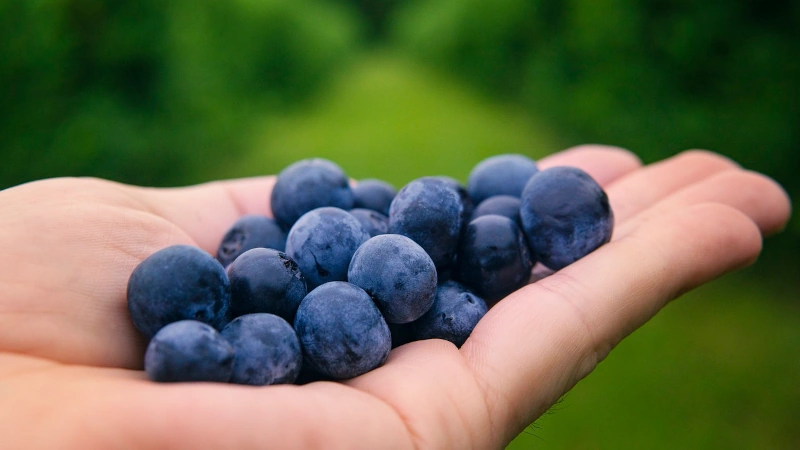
top-left (2, 1), bottom-right (798, 447)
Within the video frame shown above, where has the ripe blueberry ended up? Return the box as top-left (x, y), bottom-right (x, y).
top-left (349, 208), bottom-right (389, 237)
top-left (467, 154), bottom-right (539, 204)
top-left (221, 313), bottom-right (302, 386)
top-left (128, 245), bottom-right (230, 338)
top-left (352, 179), bottom-right (397, 215)
top-left (458, 215), bottom-right (534, 302)
top-left (348, 234), bottom-right (437, 324)
top-left (144, 320), bottom-right (235, 383)
top-left (226, 248), bottom-right (307, 323)
top-left (470, 195), bottom-right (522, 227)
top-left (286, 207), bottom-right (370, 290)
top-left (520, 166), bottom-right (613, 270)
top-left (411, 281), bottom-right (488, 348)
top-left (389, 177), bottom-right (463, 269)
top-left (216, 215), bottom-right (286, 268)
top-left (270, 158), bottom-right (354, 229)
top-left (294, 282), bottom-right (391, 379)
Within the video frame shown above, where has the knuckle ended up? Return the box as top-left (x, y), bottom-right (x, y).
top-left (677, 149), bottom-right (740, 171)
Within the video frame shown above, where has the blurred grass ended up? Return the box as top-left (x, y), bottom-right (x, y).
top-left (225, 53), bottom-right (562, 185)
top-left (230, 53), bottom-right (800, 449)
top-left (510, 275), bottom-right (800, 449)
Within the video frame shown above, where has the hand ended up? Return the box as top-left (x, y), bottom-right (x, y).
top-left (0, 146), bottom-right (790, 449)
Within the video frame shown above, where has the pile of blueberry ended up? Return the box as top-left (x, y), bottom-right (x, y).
top-left (127, 154), bottom-right (613, 385)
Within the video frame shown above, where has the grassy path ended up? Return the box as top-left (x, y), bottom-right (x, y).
top-left (229, 52), bottom-right (561, 185)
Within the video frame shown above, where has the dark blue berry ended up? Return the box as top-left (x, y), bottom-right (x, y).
top-left (389, 177), bottom-right (463, 269)
top-left (270, 159), bottom-right (354, 229)
top-left (349, 208), bottom-right (389, 237)
top-left (128, 245), bottom-right (230, 339)
top-left (520, 166), bottom-right (613, 270)
top-left (436, 176), bottom-right (474, 228)
top-left (225, 248), bottom-right (307, 323)
top-left (467, 154), bottom-right (539, 204)
top-left (221, 314), bottom-right (302, 386)
top-left (144, 320), bottom-right (234, 383)
top-left (470, 195), bottom-right (522, 227)
top-left (285, 207), bottom-right (370, 290)
top-left (294, 282), bottom-right (391, 379)
top-left (411, 281), bottom-right (488, 348)
top-left (458, 215), bottom-right (534, 302)
top-left (216, 215), bottom-right (286, 267)
top-left (348, 234), bottom-right (437, 324)
top-left (352, 179), bottom-right (397, 215)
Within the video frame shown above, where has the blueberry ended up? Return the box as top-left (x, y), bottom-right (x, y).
top-left (429, 178), bottom-right (473, 284)
top-left (225, 248), bottom-right (307, 322)
top-left (436, 176), bottom-right (474, 228)
top-left (144, 320), bottom-right (234, 383)
top-left (270, 159), bottom-right (355, 229)
top-left (470, 195), bottom-right (522, 227)
top-left (520, 166), bottom-right (613, 270)
top-left (349, 208), bottom-right (389, 237)
top-left (286, 207), bottom-right (370, 290)
top-left (389, 177), bottom-right (463, 269)
top-left (348, 234), bottom-right (437, 324)
top-left (352, 179), bottom-right (397, 215)
top-left (458, 215), bottom-right (534, 302)
top-left (216, 215), bottom-right (287, 267)
top-left (221, 314), bottom-right (302, 386)
top-left (128, 245), bottom-right (230, 339)
top-left (411, 281), bottom-right (488, 348)
top-left (294, 282), bottom-right (391, 379)
top-left (467, 154), bottom-right (539, 204)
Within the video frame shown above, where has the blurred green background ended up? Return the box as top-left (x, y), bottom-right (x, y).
top-left (2, 0), bottom-right (798, 447)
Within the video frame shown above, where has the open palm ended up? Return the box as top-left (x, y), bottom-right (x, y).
top-left (0, 146), bottom-right (790, 449)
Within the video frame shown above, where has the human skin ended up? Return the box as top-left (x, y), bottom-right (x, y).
top-left (0, 146), bottom-right (791, 449)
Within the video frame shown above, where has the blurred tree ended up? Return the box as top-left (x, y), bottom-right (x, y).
top-left (392, 0), bottom-right (799, 195)
top-left (325, 0), bottom-right (402, 39)
top-left (0, 0), bottom-right (361, 188)
top-left (392, 0), bottom-right (799, 272)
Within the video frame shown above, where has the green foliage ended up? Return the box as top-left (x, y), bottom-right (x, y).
top-left (392, 0), bottom-right (546, 94)
top-left (509, 275), bottom-right (800, 449)
top-left (227, 53), bottom-right (561, 185)
top-left (0, 0), bottom-right (361, 188)
top-left (392, 0), bottom-right (800, 197)
top-left (324, 0), bottom-right (402, 39)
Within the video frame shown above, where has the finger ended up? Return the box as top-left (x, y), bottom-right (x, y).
top-left (461, 203), bottom-right (764, 445)
top-left (605, 150), bottom-right (740, 224)
top-left (538, 144), bottom-right (642, 186)
top-left (615, 170), bottom-right (792, 238)
top-left (132, 177), bottom-right (276, 253)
